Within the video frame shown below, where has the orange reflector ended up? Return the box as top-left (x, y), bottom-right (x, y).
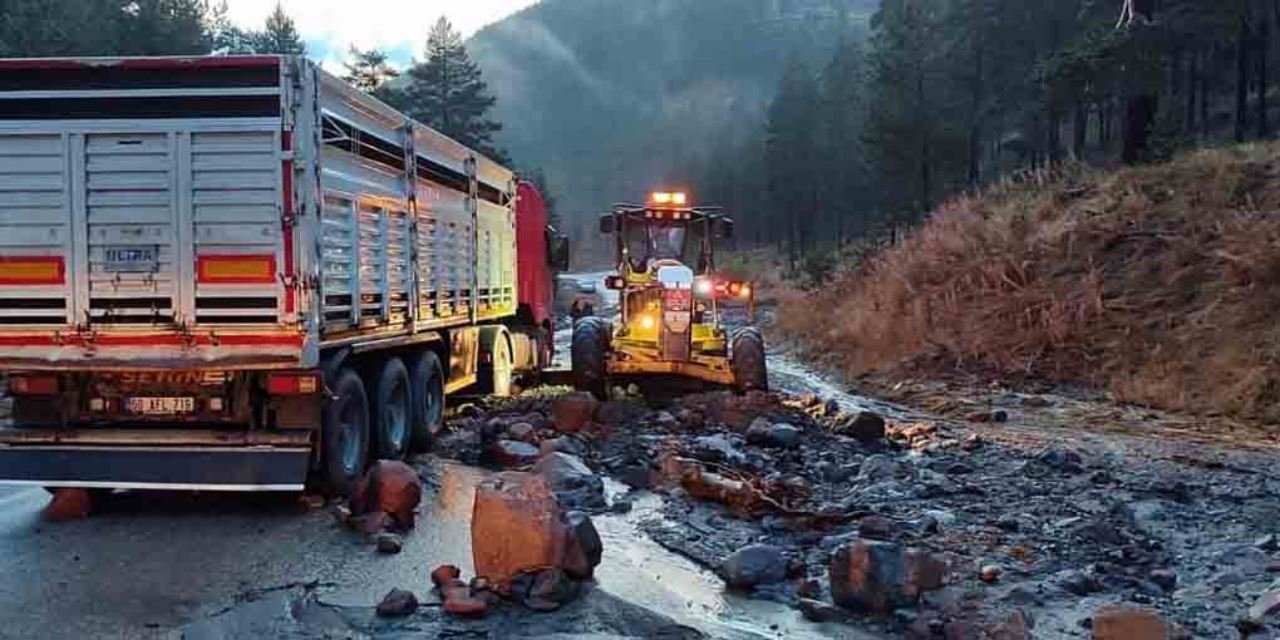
top-left (0, 256), bottom-right (64, 286)
top-left (197, 254), bottom-right (276, 284)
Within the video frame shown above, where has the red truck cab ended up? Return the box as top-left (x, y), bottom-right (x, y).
top-left (515, 180), bottom-right (568, 367)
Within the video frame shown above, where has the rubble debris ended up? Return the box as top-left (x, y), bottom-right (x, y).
top-left (375, 588), bottom-right (418, 618)
top-left (374, 532), bottom-right (403, 554)
top-left (349, 460), bottom-right (421, 530)
top-left (1091, 605), bottom-right (1168, 640)
top-left (718, 544), bottom-right (788, 590)
top-left (43, 488), bottom-right (93, 522)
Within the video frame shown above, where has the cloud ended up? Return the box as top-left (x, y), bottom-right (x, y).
top-left (222, 0), bottom-right (538, 70)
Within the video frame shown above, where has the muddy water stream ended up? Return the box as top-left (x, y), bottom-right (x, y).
top-left (406, 461), bottom-right (856, 639)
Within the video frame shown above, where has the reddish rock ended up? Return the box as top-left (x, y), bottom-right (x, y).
top-left (471, 472), bottom-right (568, 588)
top-left (431, 564), bottom-right (462, 588)
top-left (491, 439), bottom-right (541, 467)
top-left (349, 460), bottom-right (422, 529)
top-left (43, 488), bottom-right (93, 522)
top-left (442, 594), bottom-right (490, 617)
top-left (1092, 605), bottom-right (1168, 640)
top-left (551, 392), bottom-right (599, 433)
top-left (375, 588), bottom-right (418, 617)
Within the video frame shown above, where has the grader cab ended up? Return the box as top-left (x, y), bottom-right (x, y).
top-left (571, 192), bottom-right (767, 398)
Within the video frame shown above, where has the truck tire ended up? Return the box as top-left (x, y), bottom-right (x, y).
top-left (320, 368), bottom-right (370, 496)
top-left (478, 328), bottom-right (514, 397)
top-left (371, 357), bottom-right (412, 460)
top-left (572, 317), bottom-right (610, 400)
top-left (730, 327), bottom-right (768, 393)
top-left (407, 350), bottom-right (445, 452)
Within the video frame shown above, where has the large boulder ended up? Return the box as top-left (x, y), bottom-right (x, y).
top-left (1091, 605), bottom-right (1168, 640)
top-left (594, 400), bottom-right (646, 426)
top-left (533, 452), bottom-right (605, 511)
top-left (348, 460), bottom-right (421, 530)
top-left (719, 544), bottom-right (788, 590)
top-left (470, 472), bottom-right (603, 588)
top-left (551, 392), bottom-right (599, 433)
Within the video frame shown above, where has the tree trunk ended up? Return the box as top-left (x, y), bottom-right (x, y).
top-left (1122, 0), bottom-right (1157, 164)
top-left (1259, 5), bottom-right (1271, 139)
top-left (1073, 102), bottom-right (1087, 160)
top-left (1203, 46), bottom-right (1214, 140)
top-left (967, 42), bottom-right (984, 190)
top-left (1238, 12), bottom-right (1252, 143)
top-left (1048, 107), bottom-right (1062, 166)
top-left (1186, 50), bottom-right (1198, 134)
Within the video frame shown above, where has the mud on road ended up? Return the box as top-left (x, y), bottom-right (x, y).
top-left (0, 339), bottom-right (1278, 638)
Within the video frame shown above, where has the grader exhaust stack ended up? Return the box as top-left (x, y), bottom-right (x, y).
top-left (571, 192), bottom-right (767, 398)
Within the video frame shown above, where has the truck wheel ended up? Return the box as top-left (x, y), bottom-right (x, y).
top-left (730, 327), bottom-right (768, 393)
top-left (371, 357), bottom-right (412, 460)
top-left (407, 350), bottom-right (445, 452)
top-left (572, 317), bottom-right (610, 400)
top-left (320, 368), bottom-right (370, 496)
top-left (478, 329), bottom-right (514, 397)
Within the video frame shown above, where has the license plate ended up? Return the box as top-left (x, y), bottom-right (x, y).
top-left (126, 397), bottom-right (195, 415)
top-left (103, 246), bottom-right (159, 272)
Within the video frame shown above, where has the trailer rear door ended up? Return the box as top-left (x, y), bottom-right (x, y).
top-left (0, 58), bottom-right (288, 333)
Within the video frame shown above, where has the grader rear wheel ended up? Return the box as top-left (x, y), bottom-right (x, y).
top-left (572, 317), bottom-right (611, 400)
top-left (730, 327), bottom-right (768, 393)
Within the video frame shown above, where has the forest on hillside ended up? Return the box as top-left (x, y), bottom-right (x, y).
top-left (693, 0), bottom-right (1278, 269)
top-left (468, 0), bottom-right (877, 242)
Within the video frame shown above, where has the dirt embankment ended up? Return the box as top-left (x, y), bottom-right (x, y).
top-left (774, 143), bottom-right (1280, 422)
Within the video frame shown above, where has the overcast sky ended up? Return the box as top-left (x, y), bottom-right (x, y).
top-left (221, 0), bottom-right (539, 69)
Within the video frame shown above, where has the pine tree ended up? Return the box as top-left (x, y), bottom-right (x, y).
top-left (251, 2), bottom-right (305, 55)
top-left (343, 47), bottom-right (399, 94)
top-left (765, 60), bottom-right (822, 264)
top-left (397, 17), bottom-right (503, 157)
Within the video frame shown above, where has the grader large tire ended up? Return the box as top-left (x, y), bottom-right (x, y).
top-left (572, 317), bottom-right (611, 400)
top-left (730, 327), bottom-right (768, 393)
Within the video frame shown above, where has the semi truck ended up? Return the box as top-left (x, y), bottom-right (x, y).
top-left (0, 55), bottom-right (567, 495)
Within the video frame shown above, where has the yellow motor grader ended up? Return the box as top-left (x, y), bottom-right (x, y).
top-left (571, 192), bottom-right (767, 398)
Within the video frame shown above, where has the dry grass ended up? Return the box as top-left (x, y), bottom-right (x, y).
top-left (776, 143), bottom-right (1280, 421)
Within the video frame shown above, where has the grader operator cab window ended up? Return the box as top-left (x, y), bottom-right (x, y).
top-left (621, 219), bottom-right (708, 273)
